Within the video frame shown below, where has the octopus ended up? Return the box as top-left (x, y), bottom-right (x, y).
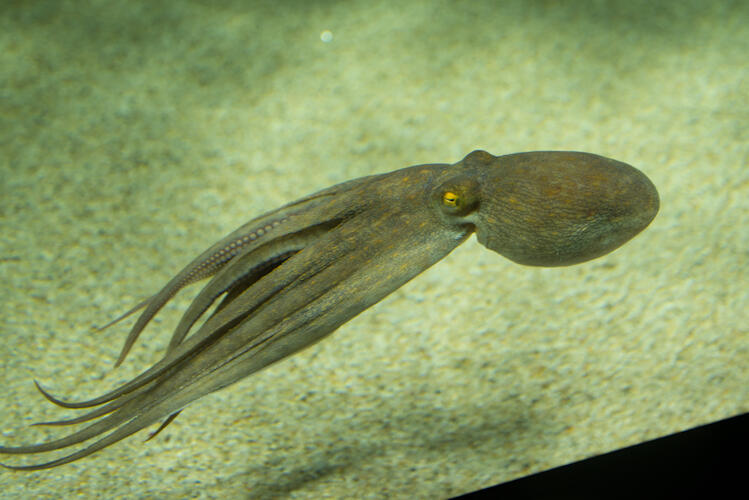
top-left (0, 150), bottom-right (659, 470)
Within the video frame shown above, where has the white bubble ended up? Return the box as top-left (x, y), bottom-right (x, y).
top-left (320, 30), bottom-right (333, 43)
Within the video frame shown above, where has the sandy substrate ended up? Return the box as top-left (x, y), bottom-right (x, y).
top-left (1, 1), bottom-right (747, 498)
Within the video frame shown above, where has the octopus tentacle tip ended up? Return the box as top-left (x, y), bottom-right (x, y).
top-left (33, 380), bottom-right (102, 410)
top-left (96, 296), bottom-right (151, 332)
top-left (0, 460), bottom-right (52, 472)
top-left (31, 418), bottom-right (72, 427)
top-left (33, 380), bottom-right (69, 408)
top-left (145, 412), bottom-right (181, 442)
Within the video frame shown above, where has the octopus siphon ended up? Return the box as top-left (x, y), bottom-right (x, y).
top-left (0, 150), bottom-right (659, 470)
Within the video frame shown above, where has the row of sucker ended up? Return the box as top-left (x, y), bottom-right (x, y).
top-left (177, 217), bottom-right (289, 288)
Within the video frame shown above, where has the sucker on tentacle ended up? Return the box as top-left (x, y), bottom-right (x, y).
top-left (0, 150), bottom-right (658, 470)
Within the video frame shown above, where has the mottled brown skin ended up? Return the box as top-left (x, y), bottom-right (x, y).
top-left (0, 150), bottom-right (658, 470)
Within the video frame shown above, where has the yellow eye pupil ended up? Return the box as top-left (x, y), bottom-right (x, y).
top-left (443, 191), bottom-right (459, 207)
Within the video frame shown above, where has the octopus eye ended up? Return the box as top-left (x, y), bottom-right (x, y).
top-left (442, 191), bottom-right (459, 207)
top-left (434, 176), bottom-right (480, 217)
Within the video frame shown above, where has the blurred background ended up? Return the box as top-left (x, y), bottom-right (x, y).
top-left (1, 1), bottom-right (747, 498)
